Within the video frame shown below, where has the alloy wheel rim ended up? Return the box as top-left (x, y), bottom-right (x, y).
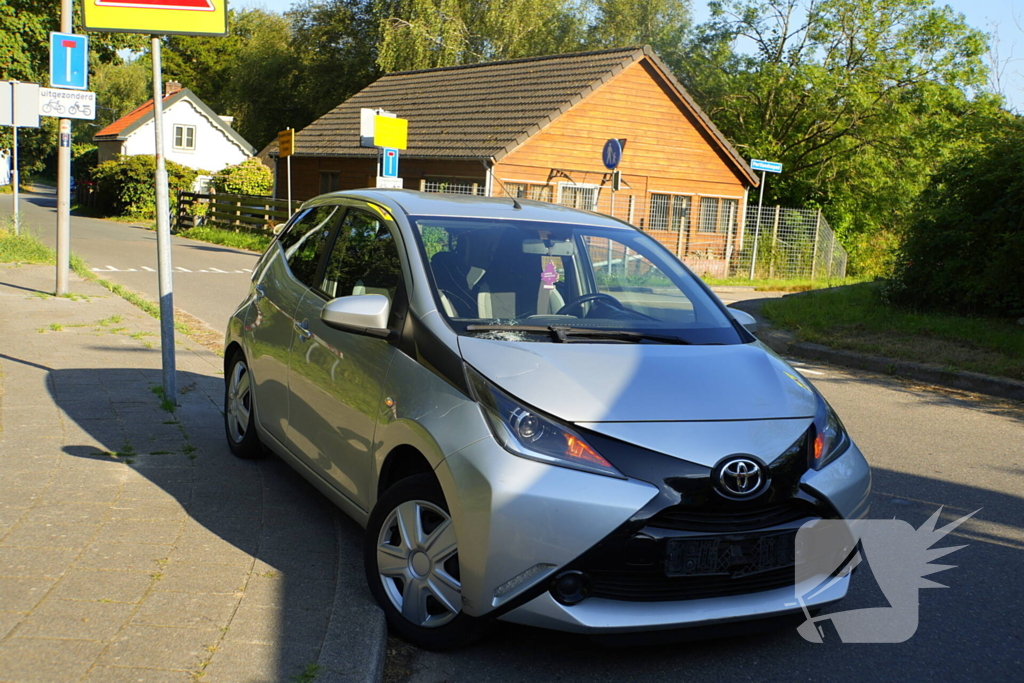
top-left (226, 361), bottom-right (252, 444)
top-left (377, 499), bottom-right (461, 628)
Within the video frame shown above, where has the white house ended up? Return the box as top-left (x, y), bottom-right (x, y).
top-left (93, 82), bottom-right (255, 172)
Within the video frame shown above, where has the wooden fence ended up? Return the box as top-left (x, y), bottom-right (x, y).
top-left (175, 192), bottom-right (301, 233)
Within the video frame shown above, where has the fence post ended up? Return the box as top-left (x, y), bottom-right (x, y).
top-left (768, 205), bottom-right (781, 278)
top-left (809, 210), bottom-right (820, 279)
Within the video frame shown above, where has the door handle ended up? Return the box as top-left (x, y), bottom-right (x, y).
top-left (295, 319), bottom-right (312, 342)
top-left (254, 284), bottom-right (266, 299)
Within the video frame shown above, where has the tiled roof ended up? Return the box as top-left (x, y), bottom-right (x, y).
top-left (94, 95), bottom-right (171, 139)
top-left (294, 47), bottom-right (646, 159)
top-left (289, 46), bottom-right (755, 184)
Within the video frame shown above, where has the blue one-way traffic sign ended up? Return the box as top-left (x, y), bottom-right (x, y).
top-left (50, 32), bottom-right (89, 91)
top-left (750, 159), bottom-right (783, 174)
top-left (382, 148), bottom-right (399, 178)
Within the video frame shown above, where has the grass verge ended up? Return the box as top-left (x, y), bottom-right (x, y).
top-left (701, 275), bottom-right (871, 292)
top-left (176, 225), bottom-right (271, 253)
top-left (761, 282), bottom-right (1024, 381)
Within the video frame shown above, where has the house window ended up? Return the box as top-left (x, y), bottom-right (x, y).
top-left (648, 193), bottom-right (690, 231)
top-left (699, 197), bottom-right (719, 233)
top-left (505, 182), bottom-right (553, 202)
top-left (173, 125), bottom-right (195, 150)
top-left (422, 178), bottom-right (485, 195)
top-left (719, 198), bottom-right (739, 234)
top-left (698, 197), bottom-right (740, 234)
top-left (557, 183), bottom-right (599, 211)
top-left (320, 171), bottom-right (341, 194)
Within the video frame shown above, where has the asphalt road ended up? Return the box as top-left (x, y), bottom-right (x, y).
top-left (397, 361), bottom-right (1024, 682)
top-left (1, 188), bottom-right (258, 332)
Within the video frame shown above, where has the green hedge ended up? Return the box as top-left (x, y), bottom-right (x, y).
top-left (92, 154), bottom-right (198, 218)
top-left (210, 157), bottom-right (273, 196)
top-left (888, 116), bottom-right (1024, 319)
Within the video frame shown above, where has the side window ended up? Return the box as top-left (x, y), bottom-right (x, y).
top-left (279, 205), bottom-right (341, 287)
top-left (321, 210), bottom-right (403, 302)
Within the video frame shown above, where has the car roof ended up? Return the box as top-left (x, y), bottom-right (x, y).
top-left (309, 189), bottom-right (633, 230)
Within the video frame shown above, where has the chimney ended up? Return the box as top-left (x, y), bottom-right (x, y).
top-left (164, 81), bottom-right (182, 97)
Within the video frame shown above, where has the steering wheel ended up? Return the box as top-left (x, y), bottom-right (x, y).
top-left (555, 292), bottom-right (630, 317)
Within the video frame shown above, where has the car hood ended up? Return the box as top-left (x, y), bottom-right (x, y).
top-left (458, 337), bottom-right (817, 423)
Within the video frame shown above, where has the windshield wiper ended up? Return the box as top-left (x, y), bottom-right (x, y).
top-left (465, 324), bottom-right (690, 344)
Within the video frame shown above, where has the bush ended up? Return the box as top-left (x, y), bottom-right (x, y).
top-left (72, 145), bottom-right (98, 184)
top-left (210, 157), bottom-right (273, 196)
top-left (890, 116), bottom-right (1024, 319)
top-left (92, 154), bottom-right (198, 218)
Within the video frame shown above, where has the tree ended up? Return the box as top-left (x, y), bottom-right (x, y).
top-left (587, 0), bottom-right (691, 66)
top-left (682, 0), bottom-right (992, 274)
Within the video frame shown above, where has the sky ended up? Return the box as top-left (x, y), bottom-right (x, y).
top-left (232, 0), bottom-right (1024, 110)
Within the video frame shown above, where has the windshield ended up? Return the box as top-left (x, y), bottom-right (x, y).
top-left (412, 216), bottom-right (746, 345)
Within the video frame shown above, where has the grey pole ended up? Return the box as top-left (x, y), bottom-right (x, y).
top-left (55, 0), bottom-right (73, 294)
top-left (11, 95), bottom-right (18, 236)
top-left (748, 170), bottom-right (767, 280)
top-left (151, 36), bottom-right (177, 405)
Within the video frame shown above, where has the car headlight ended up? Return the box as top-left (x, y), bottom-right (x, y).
top-left (466, 365), bottom-right (624, 479)
top-left (812, 395), bottom-right (851, 470)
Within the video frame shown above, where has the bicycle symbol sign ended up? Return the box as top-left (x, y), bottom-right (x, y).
top-left (38, 87), bottom-right (96, 120)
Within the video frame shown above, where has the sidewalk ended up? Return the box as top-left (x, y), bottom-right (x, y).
top-left (0, 265), bottom-right (385, 683)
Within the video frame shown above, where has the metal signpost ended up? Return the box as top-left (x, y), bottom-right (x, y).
top-left (0, 81), bottom-right (41, 236)
top-left (748, 159), bottom-right (783, 279)
top-left (83, 0), bottom-right (228, 407)
top-left (277, 128), bottom-right (294, 214)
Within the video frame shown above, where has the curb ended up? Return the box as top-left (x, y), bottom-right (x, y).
top-left (316, 513), bottom-right (388, 683)
top-left (757, 327), bottom-right (1024, 401)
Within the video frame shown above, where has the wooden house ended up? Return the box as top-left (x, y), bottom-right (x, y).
top-left (276, 46), bottom-right (757, 274)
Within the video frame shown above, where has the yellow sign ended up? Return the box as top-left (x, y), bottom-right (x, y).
top-left (278, 129), bottom-right (294, 158)
top-left (83, 0), bottom-right (228, 37)
top-left (374, 115), bottom-right (408, 150)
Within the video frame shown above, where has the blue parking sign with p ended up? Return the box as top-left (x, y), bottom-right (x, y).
top-left (50, 33), bottom-right (89, 91)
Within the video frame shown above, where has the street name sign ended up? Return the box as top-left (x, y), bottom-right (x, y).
top-left (750, 159), bottom-right (783, 174)
top-left (83, 0), bottom-right (228, 36)
top-left (50, 33), bottom-right (89, 90)
top-left (39, 88), bottom-right (96, 120)
top-left (376, 177), bottom-right (403, 189)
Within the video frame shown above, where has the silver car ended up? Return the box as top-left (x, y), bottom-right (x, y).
top-left (223, 190), bottom-right (871, 649)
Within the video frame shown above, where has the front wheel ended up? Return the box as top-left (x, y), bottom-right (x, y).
top-left (364, 474), bottom-right (489, 650)
top-left (224, 350), bottom-right (263, 459)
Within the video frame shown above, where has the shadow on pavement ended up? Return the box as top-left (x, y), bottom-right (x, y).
top-left (46, 365), bottom-right (370, 682)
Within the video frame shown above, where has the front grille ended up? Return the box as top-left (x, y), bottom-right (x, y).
top-left (589, 565), bottom-right (795, 602)
top-left (647, 500), bottom-right (819, 533)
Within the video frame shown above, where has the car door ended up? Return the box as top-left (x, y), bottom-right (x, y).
top-left (247, 204), bottom-right (342, 446)
top-left (286, 207), bottom-right (404, 510)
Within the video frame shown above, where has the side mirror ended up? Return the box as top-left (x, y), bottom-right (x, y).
top-left (321, 294), bottom-right (391, 338)
top-left (727, 307), bottom-right (758, 333)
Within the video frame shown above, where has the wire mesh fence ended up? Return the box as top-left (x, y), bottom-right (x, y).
top-left (423, 180), bottom-right (848, 281)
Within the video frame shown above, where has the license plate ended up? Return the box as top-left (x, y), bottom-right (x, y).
top-left (665, 532), bottom-right (796, 578)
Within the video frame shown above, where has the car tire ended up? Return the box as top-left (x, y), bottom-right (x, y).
top-left (224, 350), bottom-right (263, 459)
top-left (364, 473), bottom-right (489, 650)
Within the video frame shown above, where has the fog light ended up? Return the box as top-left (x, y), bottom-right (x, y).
top-left (550, 570), bottom-right (590, 605)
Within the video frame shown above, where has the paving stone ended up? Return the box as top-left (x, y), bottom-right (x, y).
top-left (107, 500), bottom-right (189, 523)
top-left (101, 520), bottom-right (183, 546)
top-left (240, 576), bottom-right (335, 613)
top-left (0, 610), bottom-right (24, 640)
top-left (17, 597), bottom-right (135, 640)
top-left (99, 624), bottom-right (221, 671)
top-left (0, 522), bottom-right (101, 549)
top-left (132, 591), bottom-right (239, 630)
top-left (0, 546), bottom-right (80, 578)
top-left (200, 638), bottom-right (319, 683)
top-left (251, 552), bottom-right (336, 582)
top-left (39, 484), bottom-right (123, 505)
top-left (222, 601), bottom-right (330, 646)
top-left (165, 540), bottom-right (257, 568)
top-left (81, 665), bottom-right (196, 683)
top-left (76, 542), bottom-right (172, 573)
top-left (0, 636), bottom-right (107, 683)
top-left (153, 563), bottom-right (250, 595)
top-left (19, 503), bottom-right (112, 526)
top-left (0, 576), bottom-right (56, 611)
top-left (52, 568), bottom-right (155, 604)
top-left (118, 480), bottom-right (193, 503)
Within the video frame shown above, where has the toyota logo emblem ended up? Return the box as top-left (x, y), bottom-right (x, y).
top-left (715, 456), bottom-right (766, 498)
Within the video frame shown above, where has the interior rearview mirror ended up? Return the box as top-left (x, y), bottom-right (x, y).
top-left (321, 294), bottom-right (391, 337)
top-left (523, 239), bottom-right (576, 256)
